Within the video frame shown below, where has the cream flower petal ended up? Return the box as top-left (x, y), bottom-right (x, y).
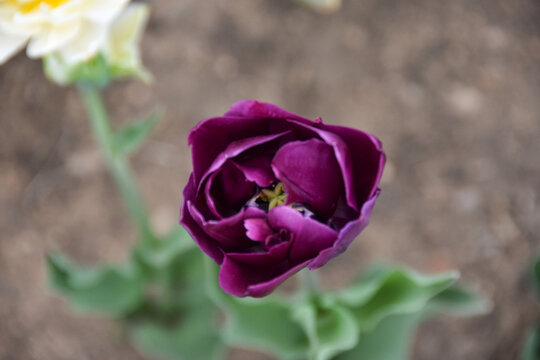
top-left (57, 19), bottom-right (107, 64)
top-left (107, 3), bottom-right (148, 65)
top-left (78, 0), bottom-right (129, 24)
top-left (26, 20), bottom-right (80, 58)
top-left (0, 30), bottom-right (28, 64)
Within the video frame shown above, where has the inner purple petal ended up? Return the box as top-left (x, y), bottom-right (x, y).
top-left (197, 131), bottom-right (291, 195)
top-left (233, 156), bottom-right (275, 188)
top-left (244, 218), bottom-right (273, 242)
top-left (271, 138), bottom-right (344, 218)
top-left (206, 161), bottom-right (256, 218)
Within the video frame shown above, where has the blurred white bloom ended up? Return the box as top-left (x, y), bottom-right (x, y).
top-left (104, 3), bottom-right (151, 81)
top-left (43, 3), bottom-right (150, 85)
top-left (0, 0), bottom-right (129, 65)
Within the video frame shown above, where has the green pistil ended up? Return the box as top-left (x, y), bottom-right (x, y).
top-left (260, 182), bottom-right (287, 210)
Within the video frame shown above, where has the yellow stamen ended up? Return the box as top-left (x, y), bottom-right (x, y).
top-left (260, 182), bottom-right (287, 210)
top-left (6, 0), bottom-right (69, 13)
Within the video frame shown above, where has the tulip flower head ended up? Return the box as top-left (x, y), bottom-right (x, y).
top-left (181, 101), bottom-right (386, 297)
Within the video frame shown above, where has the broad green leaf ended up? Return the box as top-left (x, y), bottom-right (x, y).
top-left (221, 296), bottom-right (308, 360)
top-left (334, 313), bottom-right (422, 360)
top-left (427, 285), bottom-right (492, 316)
top-left (522, 327), bottom-right (540, 360)
top-left (47, 253), bottom-right (143, 317)
top-left (338, 266), bottom-right (458, 330)
top-left (205, 260), bottom-right (308, 360)
top-left (133, 318), bottom-right (225, 360)
top-left (132, 248), bottom-right (225, 360)
top-left (132, 269), bottom-right (224, 360)
top-left (112, 109), bottom-right (162, 156)
top-left (134, 227), bottom-right (195, 271)
top-left (293, 295), bottom-right (359, 360)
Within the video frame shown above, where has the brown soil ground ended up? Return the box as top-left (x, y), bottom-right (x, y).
top-left (1, 0), bottom-right (539, 359)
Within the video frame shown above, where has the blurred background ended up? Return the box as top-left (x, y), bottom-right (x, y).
top-left (1, 0), bottom-right (539, 359)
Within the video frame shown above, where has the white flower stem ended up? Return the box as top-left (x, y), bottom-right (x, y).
top-left (78, 84), bottom-right (155, 245)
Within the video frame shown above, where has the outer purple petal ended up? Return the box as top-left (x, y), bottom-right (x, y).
top-left (271, 139), bottom-right (343, 217)
top-left (308, 190), bottom-right (381, 269)
top-left (225, 100), bottom-right (313, 124)
top-left (180, 174), bottom-right (224, 264)
top-left (267, 206), bottom-right (338, 263)
top-left (189, 116), bottom-right (292, 185)
top-left (218, 256), bottom-right (310, 297)
top-left (320, 123), bottom-right (385, 204)
top-left (227, 241), bottom-right (292, 265)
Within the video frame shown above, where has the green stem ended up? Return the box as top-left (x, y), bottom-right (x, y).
top-left (78, 84), bottom-right (154, 245)
top-left (299, 268), bottom-right (320, 295)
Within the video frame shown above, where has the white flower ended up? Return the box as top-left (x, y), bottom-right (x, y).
top-left (104, 3), bottom-right (151, 81)
top-left (43, 3), bottom-right (150, 85)
top-left (0, 0), bottom-right (129, 65)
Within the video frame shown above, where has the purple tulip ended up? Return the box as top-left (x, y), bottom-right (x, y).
top-left (180, 100), bottom-right (385, 297)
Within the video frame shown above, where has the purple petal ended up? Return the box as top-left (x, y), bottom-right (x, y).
top-left (232, 156), bottom-right (275, 188)
top-left (189, 115), bottom-right (293, 185)
top-left (286, 119), bottom-right (359, 212)
top-left (198, 131), bottom-right (290, 194)
top-left (218, 256), bottom-right (310, 297)
top-left (320, 124), bottom-right (385, 204)
top-left (271, 139), bottom-right (343, 217)
top-left (267, 206), bottom-right (338, 263)
top-left (227, 241), bottom-right (292, 265)
top-left (205, 161), bottom-right (255, 218)
top-left (225, 100), bottom-right (313, 124)
top-left (308, 190), bottom-right (380, 269)
top-left (244, 218), bottom-right (273, 242)
top-left (180, 174), bottom-right (224, 264)
top-left (189, 202), bottom-right (265, 249)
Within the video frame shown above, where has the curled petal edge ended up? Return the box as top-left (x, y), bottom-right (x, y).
top-left (308, 189), bottom-right (381, 269)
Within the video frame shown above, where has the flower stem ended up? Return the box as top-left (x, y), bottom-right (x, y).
top-left (299, 268), bottom-right (320, 294)
top-left (78, 84), bottom-right (154, 245)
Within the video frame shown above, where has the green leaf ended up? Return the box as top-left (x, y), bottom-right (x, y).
top-left (132, 267), bottom-right (224, 360)
top-left (112, 109), bottom-right (162, 156)
top-left (134, 227), bottom-right (195, 272)
top-left (293, 295), bottom-right (359, 360)
top-left (427, 285), bottom-right (492, 316)
top-left (222, 296), bottom-right (308, 360)
top-left (47, 253), bottom-right (143, 317)
top-left (338, 266), bottom-right (458, 330)
top-left (522, 327), bottom-right (540, 360)
top-left (131, 247), bottom-right (225, 360)
top-left (133, 318), bottom-right (225, 360)
top-left (334, 313), bottom-right (422, 360)
top-left (204, 260), bottom-right (307, 360)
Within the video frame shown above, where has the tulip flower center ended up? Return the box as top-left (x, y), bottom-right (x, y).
top-left (6, 0), bottom-right (69, 13)
top-left (247, 182), bottom-right (287, 211)
top-left (246, 182), bottom-right (316, 219)
top-left (260, 182), bottom-right (287, 210)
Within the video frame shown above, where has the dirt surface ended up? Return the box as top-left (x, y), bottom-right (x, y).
top-left (1, 0), bottom-right (539, 359)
